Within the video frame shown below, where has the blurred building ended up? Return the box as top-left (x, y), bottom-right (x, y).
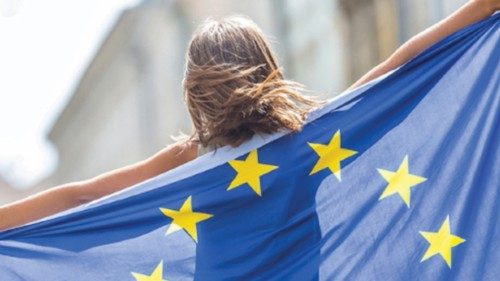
top-left (42, 0), bottom-right (466, 186)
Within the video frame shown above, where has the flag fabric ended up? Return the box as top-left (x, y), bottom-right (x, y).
top-left (0, 14), bottom-right (499, 281)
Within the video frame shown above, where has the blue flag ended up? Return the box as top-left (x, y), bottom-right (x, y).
top-left (1, 14), bottom-right (498, 281)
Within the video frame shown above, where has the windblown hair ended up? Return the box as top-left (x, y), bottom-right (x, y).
top-left (183, 15), bottom-right (320, 148)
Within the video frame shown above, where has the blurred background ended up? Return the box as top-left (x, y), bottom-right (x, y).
top-left (0, 0), bottom-right (467, 204)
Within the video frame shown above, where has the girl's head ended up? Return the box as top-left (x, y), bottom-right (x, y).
top-left (183, 15), bottom-right (319, 148)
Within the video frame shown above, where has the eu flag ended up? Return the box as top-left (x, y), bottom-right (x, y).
top-left (0, 13), bottom-right (498, 281)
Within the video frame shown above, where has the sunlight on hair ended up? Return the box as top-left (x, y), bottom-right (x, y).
top-left (183, 15), bottom-right (322, 148)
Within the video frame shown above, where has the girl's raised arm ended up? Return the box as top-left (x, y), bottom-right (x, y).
top-left (0, 141), bottom-right (197, 231)
top-left (349, 0), bottom-right (499, 90)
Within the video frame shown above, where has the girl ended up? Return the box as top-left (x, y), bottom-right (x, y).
top-left (0, 0), bottom-right (498, 231)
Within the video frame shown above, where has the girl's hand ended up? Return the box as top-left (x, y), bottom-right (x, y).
top-left (472, 0), bottom-right (500, 16)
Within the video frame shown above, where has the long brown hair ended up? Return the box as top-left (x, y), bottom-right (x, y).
top-left (183, 15), bottom-right (320, 148)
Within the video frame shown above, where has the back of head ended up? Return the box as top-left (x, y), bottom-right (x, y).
top-left (183, 15), bottom-right (319, 148)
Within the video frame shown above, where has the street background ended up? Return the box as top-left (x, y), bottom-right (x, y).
top-left (0, 0), bottom-right (467, 204)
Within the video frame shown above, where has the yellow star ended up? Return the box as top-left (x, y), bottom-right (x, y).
top-left (308, 130), bottom-right (357, 180)
top-left (159, 196), bottom-right (213, 243)
top-left (420, 216), bottom-right (465, 268)
top-left (131, 261), bottom-right (167, 281)
top-left (377, 155), bottom-right (427, 207)
top-left (227, 149), bottom-right (278, 196)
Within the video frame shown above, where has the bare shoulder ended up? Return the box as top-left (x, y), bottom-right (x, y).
top-left (147, 140), bottom-right (198, 174)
